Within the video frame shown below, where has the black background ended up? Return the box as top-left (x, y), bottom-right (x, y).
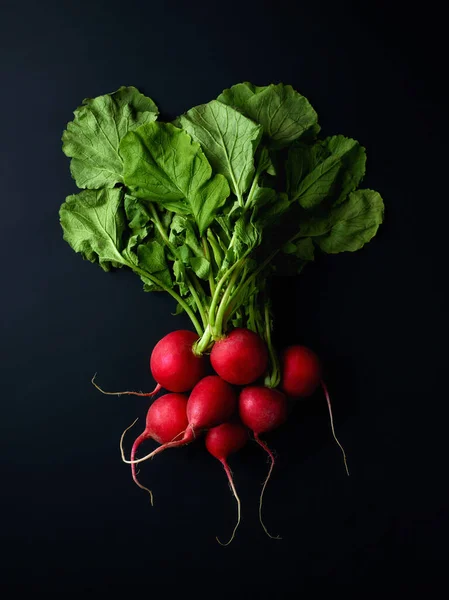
top-left (2, 0), bottom-right (448, 594)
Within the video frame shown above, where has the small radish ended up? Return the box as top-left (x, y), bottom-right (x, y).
top-left (120, 393), bottom-right (189, 504)
top-left (92, 330), bottom-right (208, 398)
top-left (151, 330), bottom-right (207, 392)
top-left (239, 386), bottom-right (287, 539)
top-left (205, 422), bottom-right (248, 545)
top-left (210, 328), bottom-right (269, 385)
top-left (281, 345), bottom-right (321, 397)
top-left (281, 345), bottom-right (349, 475)
top-left (122, 375), bottom-right (237, 466)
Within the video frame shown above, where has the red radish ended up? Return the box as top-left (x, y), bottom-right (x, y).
top-left (120, 393), bottom-right (189, 504)
top-left (281, 345), bottom-right (321, 397)
top-left (239, 386), bottom-right (287, 539)
top-left (205, 422), bottom-right (248, 545)
top-left (151, 330), bottom-right (207, 392)
top-left (281, 345), bottom-right (349, 475)
top-left (92, 330), bottom-right (207, 398)
top-left (210, 328), bottom-right (269, 385)
top-left (122, 375), bottom-right (237, 466)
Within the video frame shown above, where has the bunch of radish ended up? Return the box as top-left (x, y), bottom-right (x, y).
top-left (61, 82), bottom-right (383, 544)
top-left (94, 328), bottom-right (348, 545)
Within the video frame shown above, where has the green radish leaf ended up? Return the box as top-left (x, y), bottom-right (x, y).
top-left (124, 195), bottom-right (151, 233)
top-left (169, 215), bottom-right (204, 258)
top-left (137, 241), bottom-right (168, 272)
top-left (136, 241), bottom-right (172, 290)
top-left (218, 82), bottom-right (319, 148)
top-left (218, 82), bottom-right (262, 108)
top-left (62, 86), bottom-right (159, 189)
top-left (254, 192), bottom-right (290, 228)
top-left (283, 237), bottom-right (315, 261)
top-left (121, 122), bottom-right (230, 235)
top-left (59, 188), bottom-right (127, 271)
top-left (179, 100), bottom-right (262, 199)
top-left (190, 256), bottom-right (210, 280)
top-left (248, 185), bottom-right (276, 211)
top-left (223, 213), bottom-right (261, 268)
top-left (177, 245), bottom-right (190, 263)
top-left (173, 259), bottom-right (190, 296)
top-left (257, 146), bottom-right (276, 176)
top-left (287, 136), bottom-right (366, 208)
top-left (301, 189), bottom-right (384, 253)
top-left (122, 196), bottom-right (152, 265)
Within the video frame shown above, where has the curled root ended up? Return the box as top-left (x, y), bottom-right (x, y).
top-left (120, 419), bottom-right (154, 505)
top-left (120, 425), bottom-right (194, 466)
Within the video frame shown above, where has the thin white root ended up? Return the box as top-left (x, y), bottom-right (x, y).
top-left (119, 418), bottom-right (154, 505)
top-left (119, 418), bottom-right (139, 463)
top-left (321, 380), bottom-right (350, 476)
top-left (92, 374), bottom-right (161, 397)
top-left (133, 473), bottom-right (154, 506)
top-left (121, 426), bottom-right (191, 465)
top-left (255, 435), bottom-right (282, 540)
top-left (216, 460), bottom-right (241, 546)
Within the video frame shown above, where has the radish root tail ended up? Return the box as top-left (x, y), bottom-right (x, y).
top-left (321, 380), bottom-right (350, 477)
top-left (120, 419), bottom-right (154, 506)
top-left (92, 374), bottom-right (162, 398)
top-left (121, 425), bottom-right (194, 466)
top-left (216, 459), bottom-right (241, 546)
top-left (254, 434), bottom-right (281, 540)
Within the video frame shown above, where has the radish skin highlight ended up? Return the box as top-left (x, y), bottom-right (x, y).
top-left (239, 386), bottom-right (287, 539)
top-left (205, 422), bottom-right (248, 545)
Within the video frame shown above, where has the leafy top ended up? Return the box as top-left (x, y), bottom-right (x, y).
top-left (62, 86), bottom-right (159, 189)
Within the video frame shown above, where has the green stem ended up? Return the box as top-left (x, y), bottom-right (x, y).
top-left (229, 248), bottom-right (279, 313)
top-left (149, 203), bottom-right (171, 247)
top-left (244, 171), bottom-right (260, 210)
top-left (194, 324), bottom-right (212, 355)
top-left (222, 264), bottom-right (248, 329)
top-left (131, 265), bottom-right (203, 336)
top-left (202, 236), bottom-right (216, 297)
top-left (263, 302), bottom-right (280, 389)
top-left (207, 229), bottom-right (224, 270)
top-left (149, 203), bottom-right (208, 329)
top-left (208, 259), bottom-right (244, 331)
top-left (214, 264), bottom-right (243, 338)
top-left (186, 274), bottom-right (208, 330)
top-left (247, 292), bottom-right (257, 332)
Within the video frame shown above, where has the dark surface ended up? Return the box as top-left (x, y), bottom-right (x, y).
top-left (2, 0), bottom-right (448, 594)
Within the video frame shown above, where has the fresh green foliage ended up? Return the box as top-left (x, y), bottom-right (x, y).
top-left (179, 101), bottom-right (262, 202)
top-left (300, 189), bottom-right (384, 253)
top-left (287, 136), bottom-right (366, 208)
top-left (60, 188), bottom-right (127, 271)
top-left (62, 86), bottom-right (159, 189)
top-left (120, 122), bottom-right (230, 234)
top-left (60, 82), bottom-right (385, 378)
top-left (218, 83), bottom-right (319, 148)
